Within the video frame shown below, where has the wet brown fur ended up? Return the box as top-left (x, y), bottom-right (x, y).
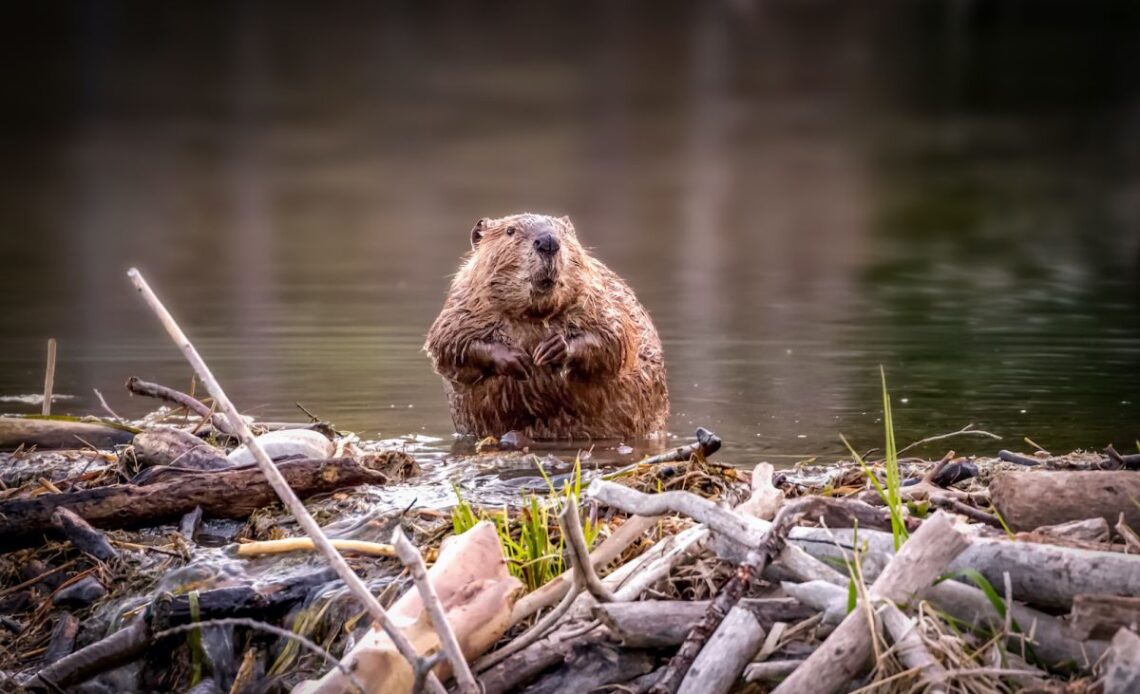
top-left (425, 213), bottom-right (669, 439)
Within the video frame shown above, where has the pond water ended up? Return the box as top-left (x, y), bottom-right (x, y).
top-left (2, 2), bottom-right (1139, 468)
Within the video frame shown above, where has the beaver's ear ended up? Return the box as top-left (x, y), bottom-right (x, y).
top-left (470, 218), bottom-right (487, 250)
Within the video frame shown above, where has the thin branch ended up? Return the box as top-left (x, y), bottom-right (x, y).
top-left (92, 389), bottom-right (125, 424)
top-left (559, 501), bottom-right (615, 603)
top-left (475, 569), bottom-right (583, 672)
top-left (42, 338), bottom-right (57, 416)
top-left (392, 527), bottom-right (479, 694)
top-left (126, 268), bottom-right (445, 694)
top-left (897, 424), bottom-right (1000, 457)
top-left (125, 376), bottom-right (232, 435)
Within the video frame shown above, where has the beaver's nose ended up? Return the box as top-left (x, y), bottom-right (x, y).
top-left (534, 234), bottom-right (560, 256)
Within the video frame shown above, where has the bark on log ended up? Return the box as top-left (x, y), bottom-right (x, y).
top-left (477, 623), bottom-right (612, 694)
top-left (518, 640), bottom-right (655, 694)
top-left (0, 416), bottom-right (136, 451)
top-left (772, 512), bottom-right (969, 694)
top-left (43, 612), bottom-right (80, 666)
top-left (744, 660), bottom-right (804, 683)
top-left (593, 599), bottom-right (814, 648)
top-left (50, 507), bottom-right (118, 562)
top-left (990, 471), bottom-right (1140, 531)
top-left (1070, 595), bottom-right (1140, 640)
top-left (0, 456), bottom-right (405, 546)
top-left (788, 525), bottom-right (1140, 609)
top-left (131, 428), bottom-right (229, 470)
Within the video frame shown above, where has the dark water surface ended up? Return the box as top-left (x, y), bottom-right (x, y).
top-left (2, 2), bottom-right (1139, 464)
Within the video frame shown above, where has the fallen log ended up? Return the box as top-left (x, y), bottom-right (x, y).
top-left (477, 622), bottom-right (612, 694)
top-left (772, 512), bottom-right (969, 694)
top-left (593, 599), bottom-right (814, 648)
top-left (0, 416), bottom-right (136, 451)
top-left (787, 525), bottom-right (1140, 609)
top-left (50, 507), bottom-right (117, 562)
top-left (0, 455), bottom-right (410, 546)
top-left (675, 606), bottom-right (766, 694)
top-left (990, 471), bottom-right (1140, 531)
top-left (1070, 595), bottom-right (1140, 640)
top-left (516, 640), bottom-right (655, 694)
top-left (43, 612), bottom-right (80, 666)
top-left (131, 427), bottom-right (229, 470)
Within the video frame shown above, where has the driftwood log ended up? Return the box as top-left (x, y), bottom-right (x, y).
top-left (593, 599), bottom-right (814, 648)
top-left (788, 525), bottom-right (1140, 609)
top-left (50, 507), bottom-right (117, 562)
top-left (1070, 595), bottom-right (1140, 640)
top-left (772, 512), bottom-right (969, 694)
top-left (0, 454), bottom-right (410, 546)
top-left (0, 416), bottom-right (136, 451)
top-left (131, 427), bottom-right (229, 469)
top-left (990, 471), bottom-right (1140, 531)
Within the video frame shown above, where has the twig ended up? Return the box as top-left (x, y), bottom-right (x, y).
top-left (1116, 513), bottom-right (1140, 553)
top-left (126, 268), bottom-right (445, 694)
top-left (930, 494), bottom-right (1004, 529)
top-left (559, 501), bottom-right (615, 603)
top-left (896, 424), bottom-right (1000, 456)
top-left (642, 427), bottom-right (722, 465)
top-left (0, 560), bottom-right (78, 599)
top-left (997, 450), bottom-right (1040, 467)
top-left (125, 376), bottom-right (232, 435)
top-left (42, 338), bottom-right (57, 416)
top-left (650, 505), bottom-right (804, 694)
top-left (151, 617), bottom-right (366, 693)
top-left (295, 402), bottom-right (321, 423)
top-left (392, 527), bottom-right (479, 694)
top-left (235, 537), bottom-right (396, 558)
top-left (91, 389), bottom-right (124, 424)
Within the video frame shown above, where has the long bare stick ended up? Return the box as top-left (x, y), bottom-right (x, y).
top-left (42, 338), bottom-right (57, 416)
top-left (126, 268), bottom-right (445, 694)
top-left (559, 501), bottom-right (615, 603)
top-left (392, 527), bottom-right (478, 694)
top-left (236, 538), bottom-right (396, 558)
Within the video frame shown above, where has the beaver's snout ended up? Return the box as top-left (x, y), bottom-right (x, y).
top-left (534, 233), bottom-right (560, 257)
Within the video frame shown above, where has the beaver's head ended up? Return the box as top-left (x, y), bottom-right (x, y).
top-left (464, 213), bottom-right (584, 316)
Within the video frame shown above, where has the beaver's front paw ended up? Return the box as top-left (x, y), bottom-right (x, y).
top-left (532, 333), bottom-right (569, 368)
top-left (489, 344), bottom-right (532, 380)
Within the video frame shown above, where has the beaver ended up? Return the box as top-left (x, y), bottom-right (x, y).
top-left (425, 213), bottom-right (669, 439)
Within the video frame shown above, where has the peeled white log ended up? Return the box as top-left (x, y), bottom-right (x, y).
top-left (677, 606), bottom-right (765, 694)
top-left (772, 512), bottom-right (969, 694)
top-left (227, 428), bottom-right (333, 466)
top-left (788, 525), bottom-right (1140, 609)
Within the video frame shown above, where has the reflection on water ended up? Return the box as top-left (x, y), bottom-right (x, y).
top-left (1, 1), bottom-right (1138, 464)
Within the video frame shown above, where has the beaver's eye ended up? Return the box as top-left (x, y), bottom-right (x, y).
top-left (506, 226), bottom-right (517, 236)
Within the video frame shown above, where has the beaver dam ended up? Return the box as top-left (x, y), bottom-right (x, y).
top-left (2, 271), bottom-right (1140, 694)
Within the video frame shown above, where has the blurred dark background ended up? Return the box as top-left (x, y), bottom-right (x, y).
top-left (1, 1), bottom-right (1138, 459)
